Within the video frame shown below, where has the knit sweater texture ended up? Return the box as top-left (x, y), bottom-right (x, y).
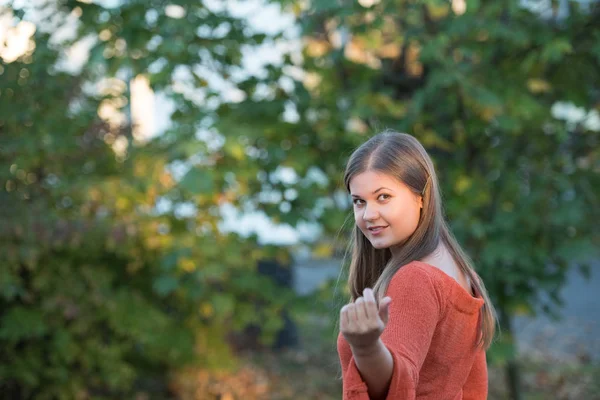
top-left (337, 261), bottom-right (488, 400)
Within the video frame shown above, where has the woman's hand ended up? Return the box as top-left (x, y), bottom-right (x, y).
top-left (340, 288), bottom-right (392, 355)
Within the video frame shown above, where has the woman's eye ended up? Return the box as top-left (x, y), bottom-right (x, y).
top-left (353, 195), bottom-right (390, 205)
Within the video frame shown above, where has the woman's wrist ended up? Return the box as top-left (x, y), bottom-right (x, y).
top-left (351, 338), bottom-right (386, 358)
top-left (351, 338), bottom-right (394, 400)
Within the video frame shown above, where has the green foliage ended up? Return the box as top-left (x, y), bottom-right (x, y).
top-left (2, 0), bottom-right (599, 397)
top-left (0, 1), bottom-right (293, 397)
top-left (284, 0), bottom-right (600, 364)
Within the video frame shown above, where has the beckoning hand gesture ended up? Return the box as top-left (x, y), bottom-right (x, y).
top-left (340, 288), bottom-right (392, 353)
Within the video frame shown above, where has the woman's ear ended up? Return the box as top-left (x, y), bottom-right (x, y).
top-left (418, 195), bottom-right (423, 209)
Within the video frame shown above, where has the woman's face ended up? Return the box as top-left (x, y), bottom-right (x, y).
top-left (349, 170), bottom-right (423, 254)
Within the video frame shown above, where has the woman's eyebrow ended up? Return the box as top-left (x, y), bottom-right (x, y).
top-left (372, 187), bottom-right (392, 194)
top-left (351, 187), bottom-right (392, 197)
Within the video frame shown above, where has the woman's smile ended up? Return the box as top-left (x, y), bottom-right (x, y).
top-left (368, 225), bottom-right (389, 236)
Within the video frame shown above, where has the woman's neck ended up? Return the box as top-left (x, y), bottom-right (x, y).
top-left (420, 242), bottom-right (472, 294)
top-left (420, 242), bottom-right (446, 263)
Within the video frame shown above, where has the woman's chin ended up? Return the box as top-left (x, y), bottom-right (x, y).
top-left (369, 240), bottom-right (389, 250)
top-left (370, 238), bottom-right (406, 251)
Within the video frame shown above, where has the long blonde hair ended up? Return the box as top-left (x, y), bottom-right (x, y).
top-left (343, 130), bottom-right (497, 349)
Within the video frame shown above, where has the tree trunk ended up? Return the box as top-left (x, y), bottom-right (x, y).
top-left (498, 303), bottom-right (522, 400)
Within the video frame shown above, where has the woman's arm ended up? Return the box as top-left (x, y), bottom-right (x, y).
top-left (339, 264), bottom-right (442, 400)
top-left (340, 288), bottom-right (393, 399)
top-left (351, 338), bottom-right (394, 400)
top-left (462, 349), bottom-right (488, 399)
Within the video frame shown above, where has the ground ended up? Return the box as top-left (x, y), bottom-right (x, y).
top-left (171, 259), bottom-right (600, 398)
top-left (173, 312), bottom-right (600, 399)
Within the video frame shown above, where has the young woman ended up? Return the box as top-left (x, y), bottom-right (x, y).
top-left (337, 131), bottom-right (497, 400)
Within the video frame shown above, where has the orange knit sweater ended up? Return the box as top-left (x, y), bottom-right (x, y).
top-left (337, 261), bottom-right (488, 400)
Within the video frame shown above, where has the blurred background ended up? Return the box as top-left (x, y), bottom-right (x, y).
top-left (1, 0), bottom-right (599, 399)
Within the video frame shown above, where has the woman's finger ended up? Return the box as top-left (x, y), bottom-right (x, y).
top-left (354, 297), bottom-right (367, 323)
top-left (362, 288), bottom-right (378, 320)
top-left (379, 296), bottom-right (392, 325)
top-left (340, 304), bottom-right (350, 330)
top-left (346, 303), bottom-right (358, 329)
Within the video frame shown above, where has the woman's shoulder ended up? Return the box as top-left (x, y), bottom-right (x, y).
top-left (381, 261), bottom-right (448, 319)
top-left (387, 261), bottom-right (447, 299)
top-left (391, 261), bottom-right (484, 315)
top-left (390, 260), bottom-right (446, 286)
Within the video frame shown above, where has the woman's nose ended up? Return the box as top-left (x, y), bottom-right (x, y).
top-left (362, 203), bottom-right (379, 221)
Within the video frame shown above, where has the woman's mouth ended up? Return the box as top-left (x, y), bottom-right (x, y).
top-left (368, 226), bottom-right (388, 236)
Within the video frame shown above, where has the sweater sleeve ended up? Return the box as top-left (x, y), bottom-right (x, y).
top-left (463, 349), bottom-right (488, 400)
top-left (340, 265), bottom-right (443, 400)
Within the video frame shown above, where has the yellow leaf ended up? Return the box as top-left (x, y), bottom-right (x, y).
top-left (513, 303), bottom-right (533, 316)
top-left (200, 303), bottom-right (214, 318)
top-left (116, 197), bottom-right (129, 211)
top-left (377, 43), bottom-right (401, 59)
top-left (134, 162), bottom-right (146, 177)
top-left (178, 258), bottom-right (196, 272)
top-left (426, 3), bottom-right (450, 20)
top-left (527, 78), bottom-right (552, 94)
top-left (480, 107), bottom-right (498, 122)
top-left (227, 142), bottom-right (245, 161)
top-left (313, 243), bottom-right (333, 259)
top-left (455, 176), bottom-right (472, 194)
top-left (303, 72), bottom-right (322, 91)
top-left (344, 38), bottom-right (381, 69)
top-left (159, 172), bottom-right (174, 188)
top-left (305, 38), bottom-right (331, 58)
